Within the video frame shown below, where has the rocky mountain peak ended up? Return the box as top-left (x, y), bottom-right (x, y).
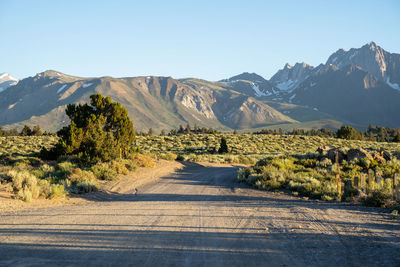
top-left (0, 72), bottom-right (18, 93)
top-left (0, 72), bottom-right (18, 83)
top-left (35, 70), bottom-right (65, 79)
top-left (368, 41), bottom-right (376, 48)
top-left (269, 62), bottom-right (314, 93)
top-left (342, 64), bottom-right (364, 75)
top-left (221, 72), bottom-right (267, 83)
top-left (284, 63), bottom-right (292, 69)
top-left (315, 64), bottom-right (339, 75)
top-left (220, 72), bottom-right (275, 97)
top-left (296, 62), bottom-right (310, 68)
top-left (323, 41), bottom-right (400, 90)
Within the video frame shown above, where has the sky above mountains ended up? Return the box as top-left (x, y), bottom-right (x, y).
top-left (1, 0), bottom-right (399, 80)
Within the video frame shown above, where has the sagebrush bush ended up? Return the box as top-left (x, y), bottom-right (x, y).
top-left (116, 158), bottom-right (137, 171)
top-left (91, 163), bottom-right (118, 180)
top-left (158, 152), bottom-right (177, 161)
top-left (37, 179), bottom-right (52, 197)
top-left (9, 170), bottom-right (39, 202)
top-left (49, 184), bottom-right (68, 199)
top-left (31, 169), bottom-right (46, 179)
top-left (8, 169), bottom-right (68, 201)
top-left (56, 161), bottom-right (76, 173)
top-left (238, 155), bottom-right (255, 165)
top-left (41, 164), bottom-right (55, 173)
top-left (109, 160), bottom-right (129, 175)
top-left (317, 158), bottom-right (332, 168)
top-left (239, 156), bottom-right (340, 201)
top-left (130, 154), bottom-right (155, 168)
top-left (67, 168), bottom-right (99, 194)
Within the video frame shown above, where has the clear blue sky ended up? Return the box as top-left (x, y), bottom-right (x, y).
top-left (1, 0), bottom-right (399, 80)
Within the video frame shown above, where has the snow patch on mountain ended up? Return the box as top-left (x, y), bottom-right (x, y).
top-left (276, 79), bottom-right (297, 91)
top-left (251, 83), bottom-right (270, 97)
top-left (0, 73), bottom-right (19, 93)
top-left (82, 83), bottom-right (93, 88)
top-left (386, 77), bottom-right (400, 91)
top-left (57, 84), bottom-right (68, 93)
top-left (289, 94), bottom-right (296, 103)
top-left (0, 73), bottom-right (18, 82)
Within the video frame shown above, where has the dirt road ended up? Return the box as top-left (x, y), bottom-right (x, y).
top-left (0, 162), bottom-right (399, 266)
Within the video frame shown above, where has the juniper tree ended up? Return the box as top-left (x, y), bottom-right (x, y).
top-left (45, 94), bottom-right (135, 163)
top-left (20, 125), bottom-right (32, 136)
top-left (218, 137), bottom-right (228, 154)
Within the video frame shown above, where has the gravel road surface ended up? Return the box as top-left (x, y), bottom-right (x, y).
top-left (0, 162), bottom-right (399, 266)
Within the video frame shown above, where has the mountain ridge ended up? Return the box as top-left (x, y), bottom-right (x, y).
top-left (1, 42), bottom-right (399, 131)
top-left (0, 73), bottom-right (295, 132)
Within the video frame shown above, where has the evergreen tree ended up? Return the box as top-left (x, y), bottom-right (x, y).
top-left (45, 94), bottom-right (135, 163)
top-left (178, 125), bottom-right (184, 134)
top-left (393, 132), bottom-right (400, 143)
top-left (218, 137), bottom-right (228, 153)
top-left (32, 125), bottom-right (42, 136)
top-left (336, 125), bottom-right (363, 140)
top-left (185, 123), bottom-right (191, 134)
top-left (20, 125), bottom-right (32, 136)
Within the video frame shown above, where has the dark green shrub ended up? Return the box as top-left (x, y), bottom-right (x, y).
top-left (176, 154), bottom-right (185, 161)
top-left (218, 137), bottom-right (228, 153)
top-left (20, 125), bottom-right (32, 136)
top-left (363, 191), bottom-right (394, 208)
top-left (46, 94), bottom-right (135, 163)
top-left (337, 125), bottom-right (364, 140)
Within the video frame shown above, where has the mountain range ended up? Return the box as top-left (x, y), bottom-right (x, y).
top-left (1, 42), bottom-right (399, 132)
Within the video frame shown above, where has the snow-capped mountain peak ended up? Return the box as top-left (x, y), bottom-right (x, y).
top-left (221, 72), bottom-right (276, 97)
top-left (0, 72), bottom-right (18, 83)
top-left (0, 72), bottom-right (19, 93)
top-left (269, 62), bottom-right (314, 93)
top-left (325, 42), bottom-right (399, 85)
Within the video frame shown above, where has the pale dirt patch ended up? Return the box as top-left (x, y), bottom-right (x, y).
top-left (101, 160), bottom-right (184, 194)
top-left (0, 189), bottom-right (85, 215)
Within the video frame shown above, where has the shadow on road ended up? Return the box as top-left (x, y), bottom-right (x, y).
top-left (0, 227), bottom-right (399, 266)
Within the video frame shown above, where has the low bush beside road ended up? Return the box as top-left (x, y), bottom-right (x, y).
top-left (238, 147), bottom-right (400, 209)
